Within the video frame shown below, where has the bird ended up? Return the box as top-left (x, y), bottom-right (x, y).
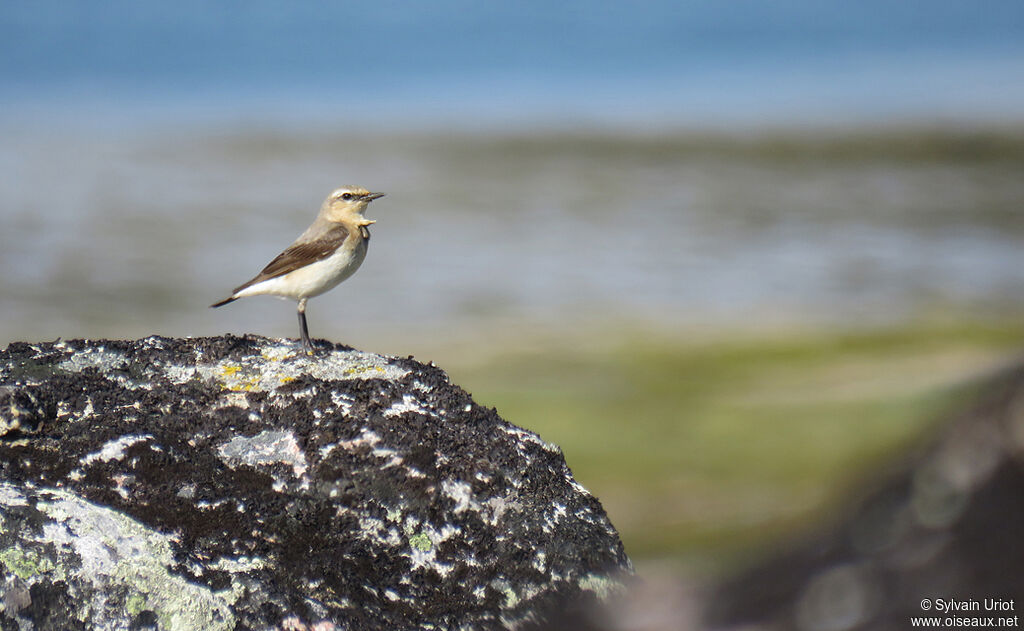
top-left (211, 185), bottom-right (384, 355)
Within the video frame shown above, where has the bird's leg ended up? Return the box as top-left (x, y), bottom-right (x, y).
top-left (297, 298), bottom-right (314, 355)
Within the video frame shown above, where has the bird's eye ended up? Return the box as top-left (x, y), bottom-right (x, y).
top-left (341, 193), bottom-right (353, 201)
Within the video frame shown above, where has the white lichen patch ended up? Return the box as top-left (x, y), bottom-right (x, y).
top-left (320, 426), bottom-right (384, 459)
top-left (383, 394), bottom-right (426, 418)
top-left (532, 551), bottom-right (547, 572)
top-left (209, 555), bottom-right (266, 574)
top-left (442, 480), bottom-right (474, 514)
top-left (111, 473), bottom-right (136, 500)
top-left (57, 346), bottom-right (129, 374)
top-left (542, 504), bottom-right (568, 535)
top-left (441, 479), bottom-right (515, 527)
top-left (484, 496), bottom-right (514, 524)
top-left (577, 573), bottom-right (625, 600)
top-left (260, 346), bottom-right (297, 362)
top-left (218, 430), bottom-right (308, 478)
top-left (82, 434), bottom-right (153, 466)
top-left (196, 499), bottom-right (231, 511)
top-left (353, 515), bottom-right (402, 548)
top-left (371, 445), bottom-right (404, 469)
top-left (341, 427), bottom-right (381, 450)
top-left (1, 483), bottom-right (237, 630)
top-left (499, 425), bottom-right (561, 455)
top-left (50, 344), bottom-right (153, 391)
top-left (158, 341), bottom-right (410, 396)
top-left (567, 478), bottom-right (593, 498)
top-left (270, 343), bottom-right (410, 380)
top-left (163, 363), bottom-right (200, 384)
top-left (330, 392), bottom-right (354, 416)
top-left (407, 543), bottom-right (444, 575)
top-left (0, 484), bottom-right (28, 507)
top-left (283, 386), bottom-right (316, 400)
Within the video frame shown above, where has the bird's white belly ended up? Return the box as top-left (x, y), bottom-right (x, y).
top-left (238, 239), bottom-right (367, 301)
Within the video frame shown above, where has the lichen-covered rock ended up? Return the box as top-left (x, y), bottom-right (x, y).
top-left (0, 335), bottom-right (631, 630)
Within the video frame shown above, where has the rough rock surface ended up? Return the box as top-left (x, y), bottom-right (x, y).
top-left (705, 363), bottom-right (1024, 631)
top-left (0, 335), bottom-right (631, 630)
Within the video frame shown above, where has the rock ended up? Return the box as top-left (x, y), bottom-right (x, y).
top-left (0, 335), bottom-right (631, 630)
top-left (704, 363), bottom-right (1024, 631)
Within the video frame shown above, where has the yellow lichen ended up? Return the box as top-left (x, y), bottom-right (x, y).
top-left (261, 348), bottom-right (296, 362)
top-left (225, 376), bottom-right (260, 392)
top-left (343, 365), bottom-right (386, 377)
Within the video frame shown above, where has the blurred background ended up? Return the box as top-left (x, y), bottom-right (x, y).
top-left (3, 0), bottom-right (1024, 622)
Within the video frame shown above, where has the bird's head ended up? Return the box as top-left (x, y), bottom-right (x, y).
top-left (323, 185), bottom-right (384, 226)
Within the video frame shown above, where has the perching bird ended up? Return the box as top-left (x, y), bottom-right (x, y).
top-left (211, 186), bottom-right (384, 354)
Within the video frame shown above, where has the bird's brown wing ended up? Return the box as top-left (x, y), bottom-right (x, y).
top-left (231, 225), bottom-right (350, 294)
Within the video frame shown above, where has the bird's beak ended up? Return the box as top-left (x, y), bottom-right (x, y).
top-left (362, 192), bottom-right (385, 202)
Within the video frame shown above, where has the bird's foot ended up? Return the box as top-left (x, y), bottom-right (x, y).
top-left (300, 337), bottom-right (335, 358)
top-left (298, 338), bottom-right (317, 357)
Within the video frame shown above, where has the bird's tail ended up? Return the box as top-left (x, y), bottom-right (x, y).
top-left (210, 296), bottom-right (237, 308)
